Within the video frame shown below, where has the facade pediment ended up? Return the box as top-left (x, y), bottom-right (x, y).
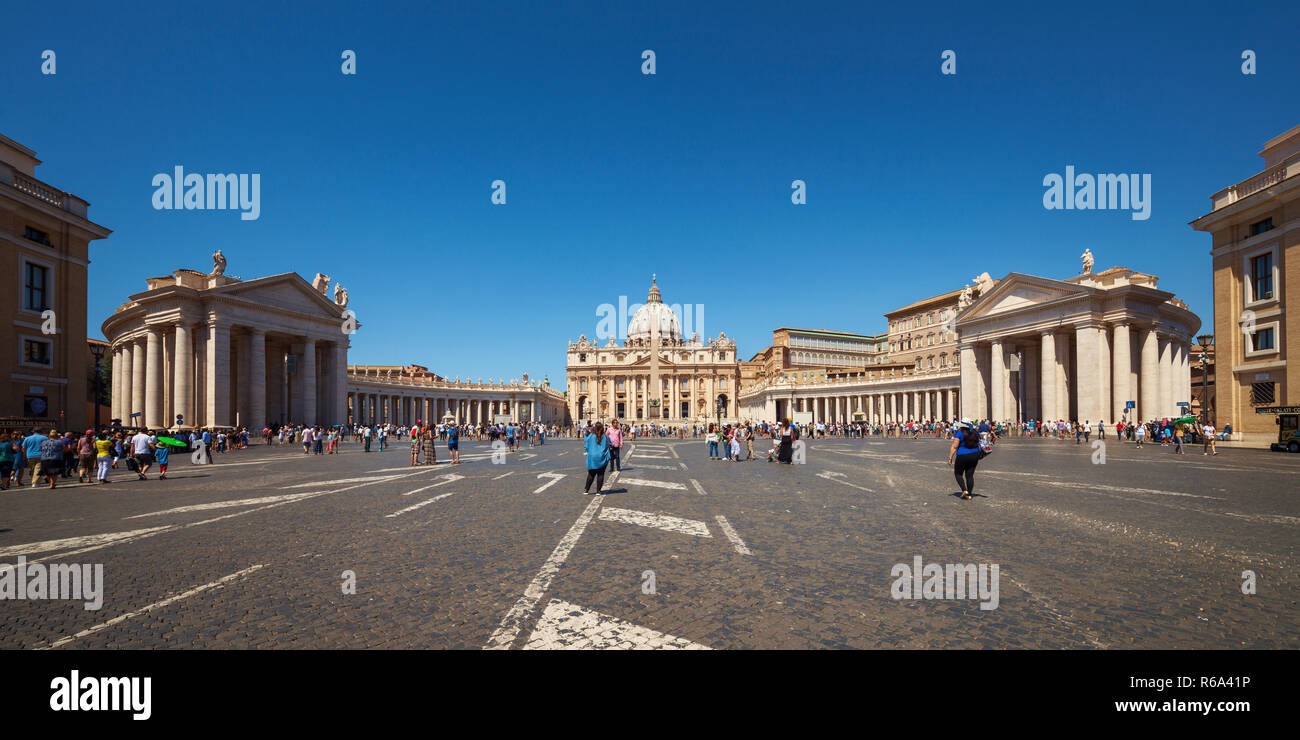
top-left (211, 274), bottom-right (343, 317)
top-left (961, 274), bottom-right (1090, 321)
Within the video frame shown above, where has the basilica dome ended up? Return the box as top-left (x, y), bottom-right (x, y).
top-left (627, 277), bottom-right (681, 342)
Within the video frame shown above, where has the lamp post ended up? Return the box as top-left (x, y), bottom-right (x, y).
top-left (89, 342), bottom-right (105, 431)
top-left (1197, 334), bottom-right (1214, 425)
top-left (716, 397), bottom-right (724, 430)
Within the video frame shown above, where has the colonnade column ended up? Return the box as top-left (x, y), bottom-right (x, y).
top-left (174, 323), bottom-right (194, 429)
top-left (1139, 327), bottom-right (1159, 423)
top-left (1112, 323), bottom-right (1131, 422)
top-left (206, 320), bottom-right (230, 428)
top-left (1039, 332), bottom-right (1057, 422)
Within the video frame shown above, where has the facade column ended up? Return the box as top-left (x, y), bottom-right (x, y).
top-left (247, 329), bottom-right (265, 432)
top-left (174, 323), bottom-right (194, 429)
top-left (959, 342), bottom-right (981, 420)
top-left (205, 320), bottom-right (230, 428)
top-left (1157, 333), bottom-right (1172, 419)
top-left (989, 338), bottom-right (1005, 423)
top-left (1112, 322), bottom-right (1132, 422)
top-left (301, 340), bottom-right (317, 426)
top-left (1074, 323), bottom-right (1104, 424)
top-left (1039, 332), bottom-right (1057, 422)
top-left (946, 388), bottom-right (956, 421)
top-left (131, 336), bottom-right (146, 426)
top-left (1139, 327), bottom-right (1159, 423)
top-left (111, 346), bottom-right (124, 423)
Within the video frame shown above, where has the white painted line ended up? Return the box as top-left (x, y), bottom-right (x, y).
top-left (492, 471), bottom-right (513, 480)
top-left (816, 471), bottom-right (874, 492)
top-left (281, 473), bottom-right (405, 488)
top-left (669, 445), bottom-right (681, 459)
top-left (386, 491), bottom-right (458, 517)
top-left (123, 492), bottom-right (322, 518)
top-left (598, 507), bottom-right (711, 538)
top-left (620, 477), bottom-right (687, 491)
top-left (630, 463), bottom-right (677, 470)
top-left (13, 469), bottom-right (435, 564)
top-left (690, 479), bottom-right (707, 496)
top-left (714, 515), bottom-right (751, 555)
top-left (401, 473), bottom-right (464, 495)
top-left (534, 472), bottom-right (566, 494)
top-left (38, 564), bottom-right (266, 650)
top-left (524, 598), bottom-right (710, 650)
top-left (0, 527), bottom-right (174, 557)
top-left (678, 461), bottom-right (688, 471)
top-left (484, 495), bottom-right (605, 649)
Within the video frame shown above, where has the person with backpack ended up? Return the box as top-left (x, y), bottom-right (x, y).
top-left (583, 422), bottom-right (611, 495)
top-left (947, 418), bottom-right (984, 501)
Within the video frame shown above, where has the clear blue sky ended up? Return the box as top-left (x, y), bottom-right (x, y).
top-left (4, 0), bottom-right (1296, 390)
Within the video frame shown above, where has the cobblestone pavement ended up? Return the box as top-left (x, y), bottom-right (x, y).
top-left (1, 434), bottom-right (1295, 649)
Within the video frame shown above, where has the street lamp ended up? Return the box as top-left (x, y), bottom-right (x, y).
top-left (716, 397), bottom-right (725, 430)
top-left (89, 342), bottom-right (105, 431)
top-left (1197, 334), bottom-right (1214, 425)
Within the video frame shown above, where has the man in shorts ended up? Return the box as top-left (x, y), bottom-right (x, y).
top-left (130, 428), bottom-right (156, 480)
top-left (447, 424), bottom-right (461, 464)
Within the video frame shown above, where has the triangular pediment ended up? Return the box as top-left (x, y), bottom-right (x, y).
top-left (961, 273), bottom-right (1092, 320)
top-left (212, 273), bottom-right (343, 316)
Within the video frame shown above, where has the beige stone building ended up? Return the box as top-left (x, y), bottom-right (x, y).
top-left (566, 279), bottom-right (740, 424)
top-left (1, 134), bottom-right (111, 431)
top-left (1192, 124), bottom-right (1300, 446)
top-left (957, 265), bottom-right (1199, 424)
top-left (102, 257), bottom-right (352, 430)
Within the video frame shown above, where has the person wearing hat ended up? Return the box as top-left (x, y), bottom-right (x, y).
top-left (947, 418), bottom-right (983, 500)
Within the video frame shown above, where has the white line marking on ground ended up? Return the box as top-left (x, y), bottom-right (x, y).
top-left (598, 507), bottom-right (711, 537)
top-left (11, 469), bottom-right (435, 563)
top-left (523, 598), bottom-right (710, 650)
top-left (630, 463), bottom-right (677, 470)
top-left (714, 515), bottom-right (751, 555)
top-left (816, 471), bottom-right (874, 492)
top-left (492, 471), bottom-right (513, 480)
top-left (690, 479), bottom-right (707, 496)
top-left (38, 564), bottom-right (267, 650)
top-left (669, 445), bottom-right (681, 459)
top-left (386, 491), bottom-right (458, 517)
top-left (620, 477), bottom-right (687, 490)
top-left (123, 492), bottom-right (325, 518)
top-left (400, 473), bottom-right (463, 494)
top-left (484, 495), bottom-right (605, 649)
top-left (678, 461), bottom-right (688, 470)
top-left (0, 527), bottom-right (174, 557)
top-left (281, 473), bottom-right (405, 488)
top-left (534, 472), bottom-right (566, 494)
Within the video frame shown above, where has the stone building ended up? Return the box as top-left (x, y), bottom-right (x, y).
top-left (566, 278), bottom-right (740, 424)
top-left (956, 265), bottom-right (1200, 424)
top-left (346, 369), bottom-right (566, 426)
top-left (1192, 124), bottom-right (1299, 446)
top-left (1, 134), bottom-right (111, 431)
top-left (102, 257), bottom-right (352, 430)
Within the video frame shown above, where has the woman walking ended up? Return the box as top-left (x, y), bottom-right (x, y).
top-left (583, 422), bottom-right (611, 495)
top-left (947, 420), bottom-right (983, 500)
top-left (410, 426), bottom-right (421, 466)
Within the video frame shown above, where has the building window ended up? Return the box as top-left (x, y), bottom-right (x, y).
top-left (578, 353), bottom-right (587, 362)
top-left (25, 262), bottom-right (50, 312)
top-left (579, 379), bottom-right (587, 391)
top-left (24, 226), bottom-right (52, 246)
top-left (1251, 382), bottom-right (1275, 405)
top-left (1252, 327), bottom-right (1275, 352)
top-left (22, 337), bottom-right (52, 366)
top-left (1249, 217), bottom-right (1274, 237)
top-left (1250, 253), bottom-right (1273, 301)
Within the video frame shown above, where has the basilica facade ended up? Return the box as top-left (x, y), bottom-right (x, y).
top-left (566, 279), bottom-right (740, 424)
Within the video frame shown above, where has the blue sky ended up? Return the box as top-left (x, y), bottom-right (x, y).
top-left (4, 0), bottom-right (1296, 389)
